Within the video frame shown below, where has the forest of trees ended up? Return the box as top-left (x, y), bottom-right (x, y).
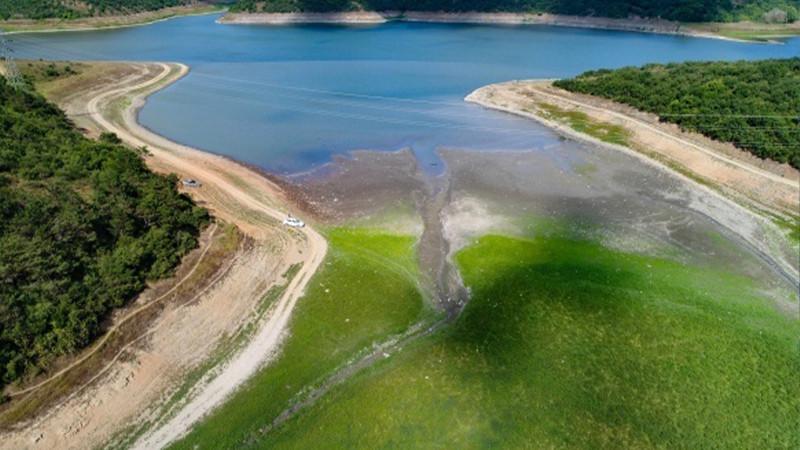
top-left (553, 58), bottom-right (800, 169)
top-left (0, 0), bottom-right (201, 21)
top-left (230, 0), bottom-right (799, 23)
top-left (0, 78), bottom-right (208, 387)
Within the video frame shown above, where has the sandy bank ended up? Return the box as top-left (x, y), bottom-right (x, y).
top-left (467, 80), bottom-right (799, 217)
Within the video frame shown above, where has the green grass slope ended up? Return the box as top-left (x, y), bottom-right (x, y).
top-left (554, 58), bottom-right (800, 169)
top-left (171, 228), bottom-right (435, 448)
top-left (250, 235), bottom-right (798, 448)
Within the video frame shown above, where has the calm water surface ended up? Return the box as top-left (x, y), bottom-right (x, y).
top-left (12, 14), bottom-right (800, 174)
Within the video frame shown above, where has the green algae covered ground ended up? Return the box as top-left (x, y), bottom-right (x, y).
top-left (251, 235), bottom-right (798, 449)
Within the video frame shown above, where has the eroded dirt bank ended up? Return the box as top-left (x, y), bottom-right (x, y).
top-left (220, 11), bottom-right (681, 34)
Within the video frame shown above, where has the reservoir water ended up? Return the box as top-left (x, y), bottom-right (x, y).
top-left (11, 13), bottom-right (800, 174)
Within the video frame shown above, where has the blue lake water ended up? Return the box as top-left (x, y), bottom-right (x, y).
top-left (11, 13), bottom-right (800, 175)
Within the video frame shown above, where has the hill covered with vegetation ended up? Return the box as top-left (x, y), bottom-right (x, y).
top-left (0, 0), bottom-right (206, 21)
top-left (553, 58), bottom-right (800, 169)
top-left (230, 0), bottom-right (799, 23)
top-left (0, 78), bottom-right (208, 387)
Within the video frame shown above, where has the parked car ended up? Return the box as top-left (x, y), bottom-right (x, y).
top-left (182, 179), bottom-right (202, 187)
top-left (283, 217), bottom-right (305, 228)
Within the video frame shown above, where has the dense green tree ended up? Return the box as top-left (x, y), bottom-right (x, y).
top-left (553, 58), bottom-right (800, 168)
top-left (0, 78), bottom-right (208, 387)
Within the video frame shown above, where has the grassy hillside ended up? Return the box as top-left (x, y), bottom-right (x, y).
top-left (0, 0), bottom-right (206, 21)
top-left (0, 78), bottom-right (208, 388)
top-left (554, 58), bottom-right (800, 169)
top-left (230, 0), bottom-right (799, 23)
top-left (246, 234), bottom-right (798, 448)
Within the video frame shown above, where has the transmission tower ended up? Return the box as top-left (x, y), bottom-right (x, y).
top-left (1, 32), bottom-right (25, 90)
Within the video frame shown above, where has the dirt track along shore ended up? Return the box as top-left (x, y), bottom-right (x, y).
top-left (93, 62), bottom-right (328, 449)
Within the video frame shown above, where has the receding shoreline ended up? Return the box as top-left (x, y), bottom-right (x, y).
top-left (219, 11), bottom-right (681, 32)
top-left (465, 80), bottom-right (799, 286)
top-left (218, 11), bottom-right (799, 42)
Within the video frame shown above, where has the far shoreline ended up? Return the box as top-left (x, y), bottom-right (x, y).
top-left (219, 11), bottom-right (800, 43)
top-left (4, 7), bottom-right (795, 43)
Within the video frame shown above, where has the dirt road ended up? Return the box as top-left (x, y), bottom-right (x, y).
top-left (89, 62), bottom-right (328, 448)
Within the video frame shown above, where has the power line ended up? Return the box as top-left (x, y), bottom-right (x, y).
top-left (193, 72), bottom-right (466, 107)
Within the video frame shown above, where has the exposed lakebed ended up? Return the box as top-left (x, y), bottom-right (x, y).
top-left (8, 13), bottom-right (800, 448)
